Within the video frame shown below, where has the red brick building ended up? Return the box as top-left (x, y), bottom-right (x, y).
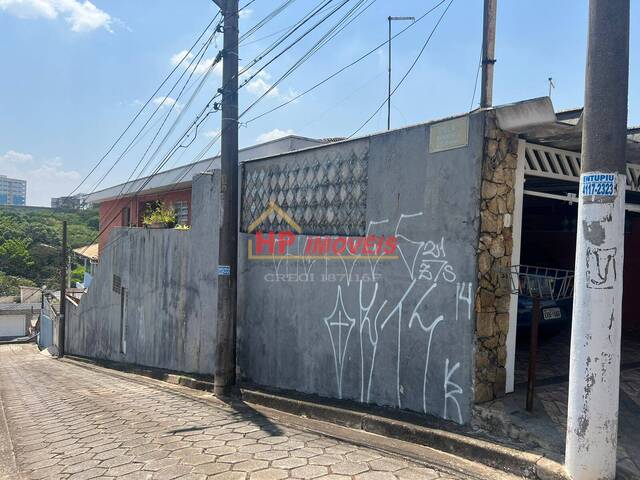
top-left (87, 135), bottom-right (329, 252)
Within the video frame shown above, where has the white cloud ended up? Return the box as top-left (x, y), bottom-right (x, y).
top-left (246, 77), bottom-right (279, 98)
top-left (0, 0), bottom-right (114, 32)
top-left (204, 129), bottom-right (220, 138)
top-left (239, 8), bottom-right (252, 19)
top-left (281, 88), bottom-right (300, 103)
top-left (0, 0), bottom-right (56, 19)
top-left (152, 96), bottom-right (176, 107)
top-left (170, 49), bottom-right (193, 66)
top-left (256, 129), bottom-right (294, 143)
top-left (0, 150), bottom-right (81, 206)
top-left (169, 49), bottom-right (222, 76)
top-left (0, 150), bottom-right (34, 163)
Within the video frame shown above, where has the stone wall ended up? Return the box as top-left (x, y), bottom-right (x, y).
top-left (475, 113), bottom-right (519, 403)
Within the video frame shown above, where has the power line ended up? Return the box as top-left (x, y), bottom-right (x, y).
top-left (348, 0), bottom-right (455, 138)
top-left (90, 75), bottom-right (222, 248)
top-left (244, 0), bottom-right (447, 125)
top-left (469, 43), bottom-right (482, 111)
top-left (67, 14), bottom-right (221, 197)
top-left (87, 25), bottom-right (222, 195)
top-left (89, 0), bottom-right (380, 253)
top-left (238, 0), bottom-right (356, 107)
top-left (239, 0), bottom-right (297, 43)
top-left (83, 37), bottom-right (225, 249)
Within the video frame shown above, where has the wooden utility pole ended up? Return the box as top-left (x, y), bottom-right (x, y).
top-left (565, 1), bottom-right (630, 479)
top-left (213, 0), bottom-right (239, 397)
top-left (58, 220), bottom-right (67, 357)
top-left (480, 0), bottom-right (497, 108)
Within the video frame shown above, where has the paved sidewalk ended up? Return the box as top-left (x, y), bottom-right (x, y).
top-left (0, 345), bottom-right (509, 480)
top-left (477, 329), bottom-right (640, 478)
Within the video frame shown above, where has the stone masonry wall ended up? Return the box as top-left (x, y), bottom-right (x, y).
top-left (475, 113), bottom-right (519, 403)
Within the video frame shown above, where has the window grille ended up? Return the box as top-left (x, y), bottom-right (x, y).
top-left (173, 201), bottom-right (189, 225)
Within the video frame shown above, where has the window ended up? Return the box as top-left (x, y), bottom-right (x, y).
top-left (121, 207), bottom-right (131, 227)
top-left (173, 201), bottom-right (189, 225)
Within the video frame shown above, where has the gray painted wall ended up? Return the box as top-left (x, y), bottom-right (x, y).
top-left (238, 114), bottom-right (484, 423)
top-left (66, 172), bottom-right (220, 375)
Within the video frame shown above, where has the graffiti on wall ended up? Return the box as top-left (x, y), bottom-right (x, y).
top-left (258, 212), bottom-right (473, 424)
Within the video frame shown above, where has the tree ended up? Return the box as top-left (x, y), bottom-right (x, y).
top-left (0, 273), bottom-right (35, 297)
top-left (0, 239), bottom-right (35, 277)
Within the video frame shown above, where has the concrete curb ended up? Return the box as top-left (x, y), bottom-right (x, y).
top-left (240, 389), bottom-right (568, 480)
top-left (63, 354), bottom-right (216, 391)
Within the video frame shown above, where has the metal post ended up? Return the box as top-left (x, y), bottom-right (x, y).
top-left (387, 16), bottom-right (414, 131)
top-left (387, 16), bottom-right (392, 131)
top-left (213, 0), bottom-right (239, 397)
top-left (480, 0), bottom-right (497, 108)
top-left (58, 221), bottom-right (67, 357)
top-left (526, 298), bottom-right (540, 412)
top-left (565, 1), bottom-right (630, 478)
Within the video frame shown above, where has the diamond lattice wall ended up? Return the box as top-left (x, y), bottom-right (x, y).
top-left (241, 149), bottom-right (368, 236)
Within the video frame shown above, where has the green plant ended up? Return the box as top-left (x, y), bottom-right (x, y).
top-left (174, 225), bottom-right (190, 230)
top-left (142, 202), bottom-right (177, 228)
top-left (71, 265), bottom-right (85, 286)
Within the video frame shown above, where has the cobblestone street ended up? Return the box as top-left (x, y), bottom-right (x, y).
top-left (0, 345), bottom-right (508, 480)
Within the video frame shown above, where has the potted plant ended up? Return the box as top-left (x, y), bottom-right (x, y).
top-left (142, 202), bottom-right (177, 229)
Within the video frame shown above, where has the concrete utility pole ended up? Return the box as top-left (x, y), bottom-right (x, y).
top-left (565, 1), bottom-right (630, 479)
top-left (480, 0), bottom-right (496, 108)
top-left (58, 220), bottom-right (67, 357)
top-left (212, 0), bottom-right (239, 397)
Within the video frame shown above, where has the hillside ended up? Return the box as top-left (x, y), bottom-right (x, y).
top-left (0, 206), bottom-right (99, 296)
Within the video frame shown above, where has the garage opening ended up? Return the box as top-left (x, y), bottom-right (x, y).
top-left (516, 184), bottom-right (640, 389)
top-left (502, 141), bottom-right (640, 464)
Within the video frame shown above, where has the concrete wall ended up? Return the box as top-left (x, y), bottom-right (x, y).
top-left (66, 172), bottom-right (220, 375)
top-left (238, 114), bottom-right (484, 423)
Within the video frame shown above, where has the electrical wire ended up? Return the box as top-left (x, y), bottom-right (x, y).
top-left (67, 14), bottom-right (220, 197)
top-left (86, 25), bottom-right (222, 195)
top-left (243, 0), bottom-right (447, 125)
top-left (240, 0), bottom-right (374, 113)
top-left (469, 44), bottom-right (482, 111)
top-left (348, 0), bottom-right (455, 138)
top-left (87, 0), bottom-right (385, 252)
top-left (81, 35), bottom-right (225, 253)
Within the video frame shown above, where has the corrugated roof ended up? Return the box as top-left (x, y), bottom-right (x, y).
top-left (73, 243), bottom-right (99, 261)
top-left (86, 135), bottom-right (327, 204)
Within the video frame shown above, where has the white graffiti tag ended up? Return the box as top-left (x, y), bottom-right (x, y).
top-left (324, 286), bottom-right (356, 399)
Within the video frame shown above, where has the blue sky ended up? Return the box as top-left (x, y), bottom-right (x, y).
top-left (0, 0), bottom-right (638, 206)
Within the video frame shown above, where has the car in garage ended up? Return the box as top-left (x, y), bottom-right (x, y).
top-left (517, 296), bottom-right (573, 335)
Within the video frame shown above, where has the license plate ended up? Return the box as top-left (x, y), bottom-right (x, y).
top-left (543, 307), bottom-right (561, 320)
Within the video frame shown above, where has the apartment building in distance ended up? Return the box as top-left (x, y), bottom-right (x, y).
top-left (0, 175), bottom-right (26, 206)
top-left (51, 194), bottom-right (88, 210)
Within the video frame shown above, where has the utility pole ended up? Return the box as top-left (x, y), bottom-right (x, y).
top-left (480, 0), bottom-right (497, 108)
top-left (565, 1), bottom-right (630, 479)
top-left (58, 220), bottom-right (67, 358)
top-left (213, 0), bottom-right (239, 397)
top-left (387, 16), bottom-right (414, 130)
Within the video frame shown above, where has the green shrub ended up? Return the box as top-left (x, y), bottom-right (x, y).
top-left (142, 202), bottom-right (177, 228)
